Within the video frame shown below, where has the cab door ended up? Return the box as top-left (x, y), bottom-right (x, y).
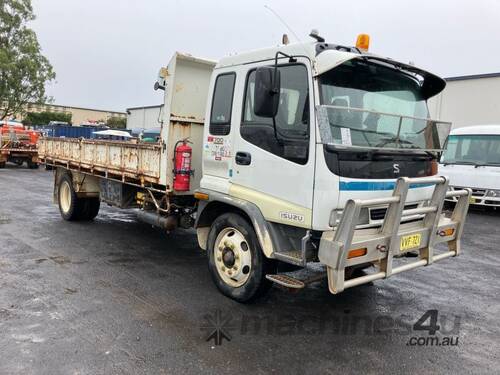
top-left (201, 71), bottom-right (236, 193)
top-left (229, 59), bottom-right (316, 229)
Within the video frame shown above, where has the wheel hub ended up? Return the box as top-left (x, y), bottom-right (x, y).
top-left (222, 248), bottom-right (236, 268)
top-left (213, 227), bottom-right (253, 287)
top-left (59, 181), bottom-right (71, 214)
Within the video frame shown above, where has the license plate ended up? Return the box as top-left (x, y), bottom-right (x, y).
top-left (469, 196), bottom-right (476, 204)
top-left (400, 233), bottom-right (421, 251)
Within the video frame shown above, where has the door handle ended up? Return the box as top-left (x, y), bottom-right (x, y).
top-left (235, 151), bottom-right (251, 165)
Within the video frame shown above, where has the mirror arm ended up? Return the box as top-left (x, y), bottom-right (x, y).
top-left (270, 51), bottom-right (296, 145)
top-left (273, 51), bottom-right (296, 94)
top-left (272, 117), bottom-right (284, 146)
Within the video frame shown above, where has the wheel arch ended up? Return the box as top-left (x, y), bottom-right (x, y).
top-left (53, 168), bottom-right (100, 202)
top-left (195, 191), bottom-right (276, 258)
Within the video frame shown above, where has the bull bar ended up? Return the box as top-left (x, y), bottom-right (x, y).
top-left (318, 176), bottom-right (471, 294)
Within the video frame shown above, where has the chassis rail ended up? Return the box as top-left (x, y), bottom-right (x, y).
top-left (318, 176), bottom-right (471, 294)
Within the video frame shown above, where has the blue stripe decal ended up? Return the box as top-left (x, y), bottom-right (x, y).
top-left (339, 181), bottom-right (434, 191)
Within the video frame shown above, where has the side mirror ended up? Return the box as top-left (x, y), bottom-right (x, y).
top-left (254, 66), bottom-right (280, 118)
top-left (154, 81), bottom-right (165, 91)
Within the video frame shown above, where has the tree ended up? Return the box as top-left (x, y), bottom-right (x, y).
top-left (0, 0), bottom-right (55, 120)
top-left (107, 116), bottom-right (127, 129)
top-left (24, 111), bottom-right (72, 125)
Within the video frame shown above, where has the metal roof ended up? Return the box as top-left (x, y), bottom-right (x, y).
top-left (451, 125), bottom-right (500, 135)
top-left (445, 72), bottom-right (500, 82)
top-left (126, 105), bottom-right (163, 111)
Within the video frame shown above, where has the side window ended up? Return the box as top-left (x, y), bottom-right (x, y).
top-left (210, 73), bottom-right (236, 136)
top-left (241, 64), bottom-right (309, 164)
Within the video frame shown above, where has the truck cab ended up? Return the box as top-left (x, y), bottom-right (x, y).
top-left (439, 125), bottom-right (500, 207)
top-left (195, 37), bottom-right (470, 301)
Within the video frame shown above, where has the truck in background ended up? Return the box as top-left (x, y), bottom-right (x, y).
top-left (0, 120), bottom-right (39, 168)
top-left (38, 32), bottom-right (471, 302)
top-left (440, 125), bottom-right (500, 208)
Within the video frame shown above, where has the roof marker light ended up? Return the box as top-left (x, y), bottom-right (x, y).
top-left (356, 34), bottom-right (370, 51)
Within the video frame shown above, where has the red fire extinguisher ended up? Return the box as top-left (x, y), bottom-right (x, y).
top-left (173, 139), bottom-right (192, 191)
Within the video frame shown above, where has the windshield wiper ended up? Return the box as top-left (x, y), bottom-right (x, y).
top-left (442, 160), bottom-right (478, 166)
top-left (474, 162), bottom-right (500, 167)
top-left (376, 136), bottom-right (415, 148)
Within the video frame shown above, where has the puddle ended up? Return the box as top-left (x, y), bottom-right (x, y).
top-left (11, 334), bottom-right (45, 344)
top-left (98, 210), bottom-right (137, 223)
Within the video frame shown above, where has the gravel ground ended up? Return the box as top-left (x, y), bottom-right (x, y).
top-left (0, 165), bottom-right (499, 374)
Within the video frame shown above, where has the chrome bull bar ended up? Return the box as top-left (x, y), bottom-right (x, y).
top-left (318, 176), bottom-right (471, 294)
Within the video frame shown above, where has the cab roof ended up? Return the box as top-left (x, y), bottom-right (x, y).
top-left (451, 125), bottom-right (500, 135)
top-left (216, 41), bottom-right (356, 75)
top-left (215, 41), bottom-right (446, 98)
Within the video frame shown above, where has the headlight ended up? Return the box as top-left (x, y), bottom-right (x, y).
top-left (486, 189), bottom-right (500, 197)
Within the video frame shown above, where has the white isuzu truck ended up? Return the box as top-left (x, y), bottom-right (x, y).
top-left (39, 33), bottom-right (471, 302)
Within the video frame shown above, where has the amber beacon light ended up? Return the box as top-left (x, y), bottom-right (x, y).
top-left (356, 34), bottom-right (370, 51)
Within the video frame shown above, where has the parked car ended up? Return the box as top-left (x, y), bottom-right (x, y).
top-left (93, 129), bottom-right (133, 141)
top-left (439, 125), bottom-right (500, 207)
top-left (142, 127), bottom-right (161, 142)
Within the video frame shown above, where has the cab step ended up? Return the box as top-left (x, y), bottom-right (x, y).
top-left (266, 263), bottom-right (327, 289)
top-left (266, 274), bottom-right (305, 289)
top-left (273, 250), bottom-right (304, 266)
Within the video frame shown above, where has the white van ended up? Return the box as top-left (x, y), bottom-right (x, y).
top-left (439, 125), bottom-right (500, 207)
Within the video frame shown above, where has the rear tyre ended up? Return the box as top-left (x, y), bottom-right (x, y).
top-left (58, 174), bottom-right (85, 221)
top-left (0, 162), bottom-right (5, 169)
top-left (27, 161), bottom-right (39, 169)
top-left (207, 213), bottom-right (275, 303)
top-left (80, 198), bottom-right (100, 220)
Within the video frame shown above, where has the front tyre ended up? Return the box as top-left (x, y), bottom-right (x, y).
top-left (207, 213), bottom-right (275, 303)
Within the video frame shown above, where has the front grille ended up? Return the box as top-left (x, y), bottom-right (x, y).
top-left (370, 208), bottom-right (388, 221)
top-left (370, 204), bottom-right (418, 221)
top-left (454, 186), bottom-right (486, 196)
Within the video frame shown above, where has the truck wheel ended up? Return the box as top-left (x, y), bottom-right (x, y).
top-left (58, 174), bottom-right (85, 221)
top-left (0, 162), bottom-right (5, 169)
top-left (80, 198), bottom-right (100, 220)
top-left (207, 213), bottom-right (275, 303)
top-left (28, 161), bottom-right (39, 169)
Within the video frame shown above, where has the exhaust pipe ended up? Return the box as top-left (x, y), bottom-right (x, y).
top-left (136, 210), bottom-right (178, 231)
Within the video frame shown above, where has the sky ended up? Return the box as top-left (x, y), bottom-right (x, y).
top-left (31, 0), bottom-right (500, 112)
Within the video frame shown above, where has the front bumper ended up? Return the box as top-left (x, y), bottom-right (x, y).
top-left (318, 176), bottom-right (471, 294)
top-left (446, 186), bottom-right (500, 207)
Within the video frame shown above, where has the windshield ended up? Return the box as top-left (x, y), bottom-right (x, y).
top-left (317, 59), bottom-right (450, 150)
top-left (441, 134), bottom-right (500, 166)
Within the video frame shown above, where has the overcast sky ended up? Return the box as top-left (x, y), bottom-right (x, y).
top-left (31, 0), bottom-right (499, 112)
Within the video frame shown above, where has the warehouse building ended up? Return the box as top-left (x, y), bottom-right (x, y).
top-left (126, 105), bottom-right (163, 130)
top-left (2, 102), bottom-right (127, 125)
top-left (27, 103), bottom-right (125, 125)
top-left (429, 72), bottom-right (500, 129)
